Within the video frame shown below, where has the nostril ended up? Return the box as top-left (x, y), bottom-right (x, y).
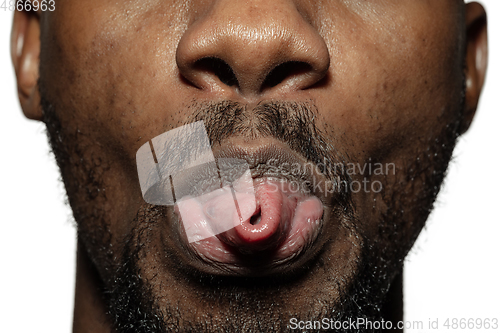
top-left (194, 57), bottom-right (239, 88)
top-left (262, 61), bottom-right (313, 90)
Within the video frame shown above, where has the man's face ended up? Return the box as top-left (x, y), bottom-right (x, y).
top-left (14, 0), bottom-right (487, 331)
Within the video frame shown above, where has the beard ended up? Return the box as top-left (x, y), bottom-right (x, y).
top-left (41, 89), bottom-right (463, 332)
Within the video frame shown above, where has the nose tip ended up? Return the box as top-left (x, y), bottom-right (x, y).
top-left (176, 1), bottom-right (330, 97)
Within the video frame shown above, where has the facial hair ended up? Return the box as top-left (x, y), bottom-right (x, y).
top-left (41, 93), bottom-right (463, 332)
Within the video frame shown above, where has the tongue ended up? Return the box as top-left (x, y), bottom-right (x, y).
top-left (177, 179), bottom-right (323, 255)
top-left (218, 181), bottom-right (295, 252)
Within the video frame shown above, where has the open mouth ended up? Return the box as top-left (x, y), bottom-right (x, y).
top-left (172, 140), bottom-right (335, 276)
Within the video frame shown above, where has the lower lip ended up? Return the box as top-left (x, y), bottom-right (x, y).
top-left (177, 178), bottom-right (324, 271)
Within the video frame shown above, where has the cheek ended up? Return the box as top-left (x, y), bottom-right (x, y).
top-left (313, 3), bottom-right (464, 250)
top-left (316, 4), bottom-right (464, 165)
top-left (40, 1), bottom-right (193, 154)
top-left (38, 2), bottom-right (195, 252)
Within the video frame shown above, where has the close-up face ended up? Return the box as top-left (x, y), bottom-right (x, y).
top-left (10, 0), bottom-right (488, 332)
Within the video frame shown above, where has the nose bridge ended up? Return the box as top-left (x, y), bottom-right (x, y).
top-left (176, 0), bottom-right (330, 96)
top-left (212, 0), bottom-right (296, 55)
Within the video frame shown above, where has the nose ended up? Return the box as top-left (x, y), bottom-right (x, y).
top-left (176, 0), bottom-right (330, 97)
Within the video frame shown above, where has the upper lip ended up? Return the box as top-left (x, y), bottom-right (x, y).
top-left (212, 139), bottom-right (331, 202)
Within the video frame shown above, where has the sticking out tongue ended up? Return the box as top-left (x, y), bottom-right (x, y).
top-left (176, 178), bottom-right (324, 259)
top-left (218, 181), bottom-right (295, 253)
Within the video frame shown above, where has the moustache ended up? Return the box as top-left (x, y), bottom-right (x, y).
top-left (187, 100), bottom-right (342, 179)
top-left (137, 100), bottom-right (353, 213)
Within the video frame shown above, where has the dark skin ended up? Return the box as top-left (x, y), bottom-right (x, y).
top-left (12, 1), bottom-right (487, 332)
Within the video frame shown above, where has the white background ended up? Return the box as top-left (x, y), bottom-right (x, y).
top-left (0, 1), bottom-right (499, 332)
